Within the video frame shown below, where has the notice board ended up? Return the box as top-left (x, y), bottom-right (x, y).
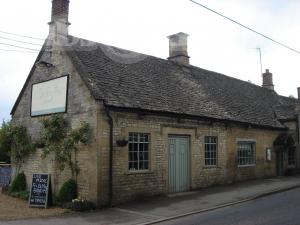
top-left (29, 174), bottom-right (51, 208)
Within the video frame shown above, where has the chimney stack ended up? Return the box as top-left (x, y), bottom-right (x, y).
top-left (298, 87), bottom-right (300, 101)
top-left (49, 0), bottom-right (70, 38)
top-left (262, 69), bottom-right (274, 90)
top-left (168, 32), bottom-right (190, 66)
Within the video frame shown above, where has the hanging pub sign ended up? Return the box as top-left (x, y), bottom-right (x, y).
top-left (29, 174), bottom-right (51, 208)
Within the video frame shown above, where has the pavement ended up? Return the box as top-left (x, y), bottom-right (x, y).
top-left (2, 176), bottom-right (300, 225)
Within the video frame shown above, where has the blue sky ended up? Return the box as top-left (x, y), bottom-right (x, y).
top-left (1, 0), bottom-right (300, 122)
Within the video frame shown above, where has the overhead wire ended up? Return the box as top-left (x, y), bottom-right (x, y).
top-left (0, 36), bottom-right (42, 46)
top-left (0, 30), bottom-right (44, 41)
top-left (0, 42), bottom-right (39, 51)
top-left (189, 0), bottom-right (300, 55)
top-left (0, 48), bottom-right (39, 53)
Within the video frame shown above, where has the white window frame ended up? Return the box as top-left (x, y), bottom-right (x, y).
top-left (204, 136), bottom-right (218, 166)
top-left (237, 141), bottom-right (256, 167)
top-left (128, 133), bottom-right (150, 171)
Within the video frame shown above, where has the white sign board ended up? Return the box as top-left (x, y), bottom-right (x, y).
top-left (31, 76), bottom-right (68, 116)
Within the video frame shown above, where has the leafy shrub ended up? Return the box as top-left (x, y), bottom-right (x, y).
top-left (9, 190), bottom-right (29, 200)
top-left (58, 179), bottom-right (77, 203)
top-left (18, 190), bottom-right (30, 200)
top-left (10, 172), bottom-right (26, 193)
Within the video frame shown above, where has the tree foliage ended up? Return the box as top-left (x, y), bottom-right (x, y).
top-left (0, 121), bottom-right (34, 167)
top-left (0, 121), bottom-right (12, 163)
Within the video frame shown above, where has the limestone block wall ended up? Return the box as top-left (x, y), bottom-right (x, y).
top-left (222, 127), bottom-right (279, 181)
top-left (11, 48), bottom-right (100, 204)
top-left (99, 110), bottom-right (280, 204)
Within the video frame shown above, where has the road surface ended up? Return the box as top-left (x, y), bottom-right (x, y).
top-left (157, 188), bottom-right (300, 225)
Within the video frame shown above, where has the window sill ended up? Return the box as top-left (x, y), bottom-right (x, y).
top-left (203, 166), bottom-right (220, 169)
top-left (237, 164), bottom-right (256, 168)
top-left (287, 165), bottom-right (296, 168)
top-left (125, 170), bottom-right (154, 175)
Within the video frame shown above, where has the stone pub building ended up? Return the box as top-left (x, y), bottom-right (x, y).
top-left (10, 0), bottom-right (300, 206)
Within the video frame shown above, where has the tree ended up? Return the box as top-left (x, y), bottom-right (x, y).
top-left (0, 120), bottom-right (35, 170)
top-left (0, 121), bottom-right (12, 163)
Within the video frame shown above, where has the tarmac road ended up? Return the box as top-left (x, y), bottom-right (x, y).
top-left (157, 187), bottom-right (300, 225)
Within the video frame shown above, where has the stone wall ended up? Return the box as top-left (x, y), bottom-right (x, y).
top-left (98, 110), bottom-right (280, 204)
top-left (11, 47), bottom-right (100, 204)
top-left (226, 127), bottom-right (279, 181)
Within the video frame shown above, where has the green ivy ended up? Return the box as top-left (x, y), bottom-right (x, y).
top-left (40, 115), bottom-right (90, 176)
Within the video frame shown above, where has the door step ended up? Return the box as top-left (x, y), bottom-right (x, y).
top-left (168, 191), bottom-right (197, 198)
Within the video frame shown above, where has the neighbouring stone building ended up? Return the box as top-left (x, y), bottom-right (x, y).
top-left (11, 0), bottom-right (300, 206)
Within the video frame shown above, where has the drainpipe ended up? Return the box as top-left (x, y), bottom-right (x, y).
top-left (103, 101), bottom-right (113, 207)
top-left (297, 88), bottom-right (300, 169)
top-left (297, 114), bottom-right (300, 169)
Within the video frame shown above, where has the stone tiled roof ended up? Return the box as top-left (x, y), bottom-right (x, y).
top-left (65, 36), bottom-right (300, 129)
top-left (11, 36), bottom-right (297, 129)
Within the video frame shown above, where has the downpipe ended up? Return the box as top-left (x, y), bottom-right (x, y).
top-left (104, 101), bottom-right (114, 207)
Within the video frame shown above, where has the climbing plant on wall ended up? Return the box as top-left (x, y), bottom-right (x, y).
top-left (0, 120), bottom-right (35, 171)
top-left (39, 115), bottom-right (90, 177)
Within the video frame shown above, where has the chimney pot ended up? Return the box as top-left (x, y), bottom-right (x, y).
top-left (262, 69), bottom-right (274, 90)
top-left (167, 32), bottom-right (190, 66)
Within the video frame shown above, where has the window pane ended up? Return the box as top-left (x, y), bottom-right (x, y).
top-left (237, 142), bottom-right (255, 166)
top-left (133, 133), bottom-right (138, 142)
top-left (129, 162), bottom-right (134, 170)
top-left (204, 136), bottom-right (218, 166)
top-left (128, 133), bottom-right (150, 171)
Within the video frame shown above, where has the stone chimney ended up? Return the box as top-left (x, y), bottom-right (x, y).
top-left (49, 0), bottom-right (70, 38)
top-left (168, 32), bottom-right (190, 66)
top-left (262, 69), bottom-right (274, 90)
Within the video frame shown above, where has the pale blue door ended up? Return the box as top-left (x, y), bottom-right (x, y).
top-left (168, 136), bottom-right (190, 193)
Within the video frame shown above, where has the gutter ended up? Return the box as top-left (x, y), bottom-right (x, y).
top-left (103, 101), bottom-right (114, 207)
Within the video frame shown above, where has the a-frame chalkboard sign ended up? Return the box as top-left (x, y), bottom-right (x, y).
top-left (28, 174), bottom-right (51, 208)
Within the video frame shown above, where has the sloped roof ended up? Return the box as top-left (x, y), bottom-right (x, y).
top-left (12, 36), bottom-right (300, 129)
top-left (64, 36), bottom-right (299, 129)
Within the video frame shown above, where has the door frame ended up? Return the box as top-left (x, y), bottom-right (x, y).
top-left (167, 135), bottom-right (191, 193)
